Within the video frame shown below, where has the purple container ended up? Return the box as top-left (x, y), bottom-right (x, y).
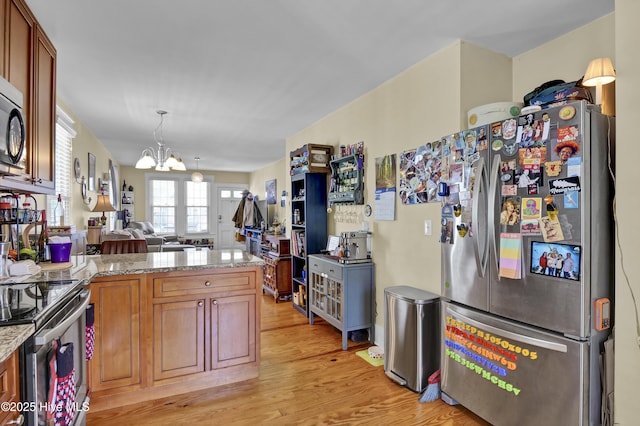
top-left (50, 243), bottom-right (72, 263)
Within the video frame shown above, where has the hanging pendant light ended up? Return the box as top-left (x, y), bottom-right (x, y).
top-left (135, 110), bottom-right (187, 171)
top-left (191, 156), bottom-right (203, 182)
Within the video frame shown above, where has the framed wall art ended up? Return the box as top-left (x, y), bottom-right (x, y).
top-left (266, 179), bottom-right (277, 204)
top-left (88, 153), bottom-right (96, 191)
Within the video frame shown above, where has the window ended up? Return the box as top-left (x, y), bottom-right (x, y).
top-left (150, 180), bottom-right (176, 233)
top-left (186, 181), bottom-right (209, 233)
top-left (48, 106), bottom-right (75, 225)
top-left (147, 174), bottom-right (214, 236)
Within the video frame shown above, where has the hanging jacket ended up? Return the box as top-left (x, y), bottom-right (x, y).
top-left (232, 193), bottom-right (264, 229)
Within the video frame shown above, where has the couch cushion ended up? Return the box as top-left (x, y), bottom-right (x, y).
top-left (131, 229), bottom-right (146, 239)
top-left (103, 230), bottom-right (133, 240)
top-left (142, 221), bottom-right (156, 234)
top-left (128, 221), bottom-right (157, 235)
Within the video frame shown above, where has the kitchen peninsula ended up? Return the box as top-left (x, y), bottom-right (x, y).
top-left (0, 250), bottom-right (263, 412)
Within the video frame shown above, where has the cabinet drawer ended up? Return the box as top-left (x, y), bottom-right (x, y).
top-left (308, 256), bottom-right (342, 282)
top-left (153, 270), bottom-right (256, 297)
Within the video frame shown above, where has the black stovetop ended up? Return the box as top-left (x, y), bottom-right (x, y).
top-left (0, 279), bottom-right (84, 327)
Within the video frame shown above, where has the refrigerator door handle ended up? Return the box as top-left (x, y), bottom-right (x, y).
top-left (488, 154), bottom-right (501, 276)
top-left (472, 156), bottom-right (488, 277)
top-left (448, 307), bottom-right (568, 353)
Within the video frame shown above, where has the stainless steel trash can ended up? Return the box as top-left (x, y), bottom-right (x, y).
top-left (384, 286), bottom-right (440, 393)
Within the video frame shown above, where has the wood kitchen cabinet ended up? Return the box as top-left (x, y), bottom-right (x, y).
top-left (149, 267), bottom-right (259, 382)
top-left (0, 0), bottom-right (56, 194)
top-left (0, 350), bottom-right (21, 426)
top-left (31, 24), bottom-right (56, 191)
top-left (88, 275), bottom-right (142, 394)
top-left (211, 294), bottom-right (256, 369)
top-left (152, 299), bottom-right (205, 381)
top-left (89, 266), bottom-right (261, 411)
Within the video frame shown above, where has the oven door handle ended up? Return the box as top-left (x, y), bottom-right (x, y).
top-left (34, 289), bottom-right (90, 347)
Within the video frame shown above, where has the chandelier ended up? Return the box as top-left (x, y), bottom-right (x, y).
top-left (135, 110), bottom-right (187, 171)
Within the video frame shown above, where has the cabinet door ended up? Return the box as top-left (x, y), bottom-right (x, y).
top-left (31, 25), bottom-right (55, 192)
top-left (7, 0), bottom-right (32, 106)
top-left (0, 350), bottom-right (21, 425)
top-left (153, 299), bottom-right (205, 381)
top-left (5, 0), bottom-right (32, 183)
top-left (89, 277), bottom-right (141, 392)
top-left (211, 294), bottom-right (256, 369)
top-left (0, 0), bottom-right (6, 77)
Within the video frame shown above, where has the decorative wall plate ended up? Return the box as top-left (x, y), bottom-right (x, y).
top-left (74, 157), bottom-right (81, 180)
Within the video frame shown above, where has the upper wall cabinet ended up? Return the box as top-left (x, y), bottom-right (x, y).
top-left (0, 0), bottom-right (56, 194)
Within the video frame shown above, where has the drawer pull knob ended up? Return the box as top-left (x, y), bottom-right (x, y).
top-left (198, 301), bottom-right (204, 307)
top-left (212, 299), bottom-right (218, 305)
top-left (204, 281), bottom-right (211, 287)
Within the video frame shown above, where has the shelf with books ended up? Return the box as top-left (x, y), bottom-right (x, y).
top-left (290, 172), bottom-right (328, 317)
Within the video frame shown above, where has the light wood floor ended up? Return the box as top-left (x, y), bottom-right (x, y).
top-left (86, 294), bottom-right (490, 425)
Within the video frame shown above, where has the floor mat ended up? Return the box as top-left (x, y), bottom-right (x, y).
top-left (356, 349), bottom-right (384, 367)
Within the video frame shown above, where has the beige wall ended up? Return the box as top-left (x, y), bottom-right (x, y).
top-left (55, 99), bottom-right (120, 229)
top-left (248, 157), bottom-right (288, 226)
top-left (460, 42), bottom-right (513, 129)
top-left (614, 1), bottom-right (639, 424)
top-left (513, 14), bottom-right (615, 100)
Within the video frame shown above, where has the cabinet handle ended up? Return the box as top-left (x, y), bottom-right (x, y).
top-left (204, 281), bottom-right (211, 287)
top-left (212, 299), bottom-right (218, 305)
top-left (198, 301), bottom-right (204, 307)
top-left (7, 414), bottom-right (24, 425)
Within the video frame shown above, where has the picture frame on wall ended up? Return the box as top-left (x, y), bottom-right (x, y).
top-left (266, 179), bottom-right (277, 204)
top-left (88, 153), bottom-right (96, 191)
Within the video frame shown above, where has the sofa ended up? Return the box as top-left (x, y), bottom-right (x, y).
top-left (102, 221), bottom-right (180, 252)
top-left (125, 221), bottom-right (178, 245)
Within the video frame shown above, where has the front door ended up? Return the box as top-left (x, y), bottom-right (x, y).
top-left (216, 185), bottom-right (247, 249)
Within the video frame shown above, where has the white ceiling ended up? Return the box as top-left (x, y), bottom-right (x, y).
top-left (25, 0), bottom-right (613, 172)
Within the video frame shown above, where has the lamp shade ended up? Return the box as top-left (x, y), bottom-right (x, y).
top-left (172, 159), bottom-right (186, 171)
top-left (135, 151), bottom-right (156, 169)
top-left (583, 57), bottom-right (616, 87)
top-left (191, 171), bottom-right (204, 182)
top-left (92, 194), bottom-right (116, 225)
top-left (92, 194), bottom-right (116, 213)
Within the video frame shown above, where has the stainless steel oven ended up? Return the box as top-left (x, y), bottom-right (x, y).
top-left (21, 287), bottom-right (90, 426)
top-left (0, 75), bottom-right (26, 174)
top-left (0, 278), bottom-right (89, 426)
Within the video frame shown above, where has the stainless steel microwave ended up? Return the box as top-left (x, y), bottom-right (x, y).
top-left (0, 76), bottom-right (26, 174)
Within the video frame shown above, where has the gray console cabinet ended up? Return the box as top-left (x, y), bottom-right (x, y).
top-left (308, 254), bottom-right (374, 350)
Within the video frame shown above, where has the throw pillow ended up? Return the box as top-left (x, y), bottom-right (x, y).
top-left (131, 229), bottom-right (145, 240)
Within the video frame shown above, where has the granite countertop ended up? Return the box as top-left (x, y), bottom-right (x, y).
top-left (0, 249), bottom-right (263, 361)
top-left (0, 323), bottom-right (34, 361)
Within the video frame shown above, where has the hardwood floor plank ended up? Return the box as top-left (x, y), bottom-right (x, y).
top-left (86, 294), bottom-right (489, 425)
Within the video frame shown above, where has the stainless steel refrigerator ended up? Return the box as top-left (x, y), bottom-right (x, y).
top-left (439, 101), bottom-right (614, 426)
